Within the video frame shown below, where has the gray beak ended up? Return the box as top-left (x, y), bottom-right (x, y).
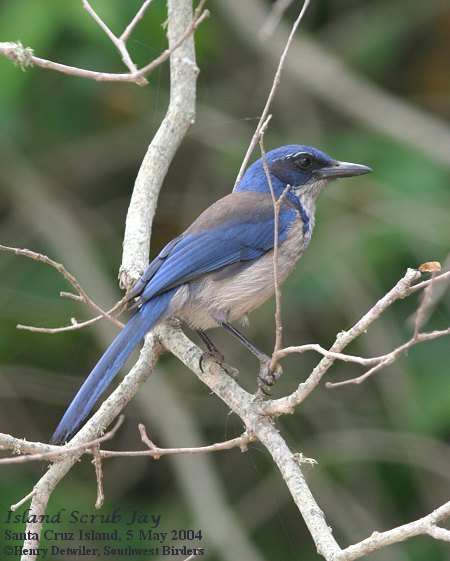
top-left (313, 160), bottom-right (372, 179)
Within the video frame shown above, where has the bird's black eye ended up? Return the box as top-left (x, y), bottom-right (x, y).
top-left (295, 154), bottom-right (313, 170)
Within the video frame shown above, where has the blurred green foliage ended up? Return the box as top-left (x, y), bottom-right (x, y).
top-left (0, 1), bottom-right (449, 560)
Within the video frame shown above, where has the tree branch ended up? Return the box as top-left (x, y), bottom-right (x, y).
top-left (0, 417), bottom-right (124, 465)
top-left (235, 0), bottom-right (311, 184)
top-left (0, 244), bottom-right (125, 330)
top-left (260, 268), bottom-right (422, 415)
top-left (258, 127), bottom-right (291, 373)
top-left (0, 3), bottom-right (209, 87)
top-left (8, 3), bottom-right (202, 559)
top-left (119, 0), bottom-right (201, 289)
top-left (20, 332), bottom-right (163, 558)
top-left (336, 500), bottom-right (450, 560)
top-left (1, 3), bottom-right (448, 561)
top-left (103, 426), bottom-right (252, 458)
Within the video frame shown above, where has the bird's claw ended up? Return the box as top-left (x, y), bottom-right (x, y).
top-left (199, 351), bottom-right (239, 380)
top-left (257, 359), bottom-right (283, 396)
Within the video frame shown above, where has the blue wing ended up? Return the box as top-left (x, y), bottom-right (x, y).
top-left (133, 191), bottom-right (299, 305)
top-left (51, 191), bottom-right (299, 443)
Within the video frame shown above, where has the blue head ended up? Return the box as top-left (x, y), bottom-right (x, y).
top-left (235, 144), bottom-right (371, 211)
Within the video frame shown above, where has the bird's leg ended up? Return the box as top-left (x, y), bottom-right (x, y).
top-left (216, 321), bottom-right (283, 394)
top-left (195, 329), bottom-right (239, 380)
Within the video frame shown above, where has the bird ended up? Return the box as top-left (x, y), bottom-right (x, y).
top-left (51, 144), bottom-right (371, 444)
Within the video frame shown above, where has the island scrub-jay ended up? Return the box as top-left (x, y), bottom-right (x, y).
top-left (51, 145), bottom-right (371, 443)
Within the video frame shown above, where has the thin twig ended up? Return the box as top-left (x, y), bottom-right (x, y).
top-left (10, 490), bottom-right (36, 512)
top-left (258, 124), bottom-right (291, 372)
top-left (259, 268), bottom-right (423, 415)
top-left (3, 5), bottom-right (204, 560)
top-left (119, 0), bottom-right (203, 288)
top-left (157, 323), bottom-right (450, 559)
top-left (3, 47), bottom-right (148, 84)
top-left (98, 428), bottom-right (253, 459)
top-left (0, 424), bottom-right (253, 462)
top-left (0, 416), bottom-right (125, 464)
top-left (405, 269), bottom-right (450, 295)
top-left (235, 0), bottom-right (311, 185)
top-left (271, 326), bottom-right (450, 389)
top-left (91, 445), bottom-right (105, 509)
top-left (0, 3), bottom-right (209, 86)
top-left (136, 4), bottom-right (209, 76)
top-left (275, 343), bottom-right (382, 365)
top-left (17, 301), bottom-right (125, 334)
top-left (83, 0), bottom-right (144, 73)
top-left (222, 0), bottom-right (450, 168)
top-left (139, 422), bottom-right (159, 453)
top-left (0, 244), bottom-right (125, 330)
top-left (83, 1), bottom-right (121, 50)
top-left (336, 499), bottom-right (450, 561)
top-left (121, 0), bottom-right (155, 42)
top-left (426, 525), bottom-right (450, 542)
top-left (325, 266), bottom-right (450, 388)
top-left (326, 327), bottom-right (450, 388)
top-left (414, 269), bottom-right (440, 337)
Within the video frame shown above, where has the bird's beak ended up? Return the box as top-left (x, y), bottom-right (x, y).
top-left (313, 160), bottom-right (372, 179)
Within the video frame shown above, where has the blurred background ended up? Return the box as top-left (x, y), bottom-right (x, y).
top-left (0, 0), bottom-right (449, 560)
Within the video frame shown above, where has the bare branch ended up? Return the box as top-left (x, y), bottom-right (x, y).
top-left (336, 500), bottom-right (450, 561)
top-left (82, 0), bottom-right (140, 76)
top-left (0, 45), bottom-right (147, 84)
top-left (2, 3), bottom-right (448, 560)
top-left (414, 267), bottom-right (441, 336)
top-left (121, 0), bottom-right (155, 42)
top-left (11, 490), bottom-right (36, 512)
top-left (119, 0), bottom-right (202, 288)
top-left (260, 268), bottom-right (422, 415)
top-left (405, 269), bottom-right (450, 295)
top-left (10, 4), bottom-right (203, 556)
top-left (18, 333), bottom-right (163, 558)
top-left (0, 244), bottom-right (125, 330)
top-left (326, 327), bottom-right (450, 388)
top-left (235, 0), bottom-right (311, 184)
top-left (258, 126), bottom-right (291, 374)
top-left (97, 427), bottom-right (253, 459)
top-left (272, 324), bottom-right (450, 390)
top-left (91, 445), bottom-right (105, 509)
top-left (157, 323), bottom-right (343, 557)
top-left (0, 416), bottom-right (125, 465)
top-left (407, 259), bottom-right (450, 328)
top-left (83, 0), bottom-right (209, 79)
top-left (275, 343), bottom-right (379, 366)
top-left (0, 424), bottom-right (253, 463)
top-left (426, 525), bottom-right (450, 542)
top-left (137, 4), bottom-right (209, 77)
top-left (83, 1), bottom-right (123, 53)
top-left (159, 322), bottom-right (450, 559)
top-left (0, 3), bottom-right (209, 87)
top-left (17, 310), bottom-right (125, 334)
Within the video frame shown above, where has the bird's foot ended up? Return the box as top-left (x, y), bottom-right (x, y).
top-left (257, 358), bottom-right (283, 396)
top-left (199, 350), bottom-right (239, 380)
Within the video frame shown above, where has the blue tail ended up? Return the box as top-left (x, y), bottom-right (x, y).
top-left (51, 289), bottom-right (176, 444)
